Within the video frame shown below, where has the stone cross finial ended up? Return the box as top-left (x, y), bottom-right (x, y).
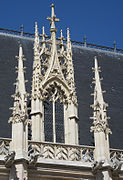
top-left (47, 4), bottom-right (59, 32)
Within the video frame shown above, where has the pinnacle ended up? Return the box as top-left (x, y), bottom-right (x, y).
top-left (90, 56), bottom-right (111, 134)
top-left (16, 44), bottom-right (26, 95)
top-left (51, 4), bottom-right (55, 8)
top-left (9, 44), bottom-right (28, 124)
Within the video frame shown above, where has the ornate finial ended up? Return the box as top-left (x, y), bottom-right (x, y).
top-left (47, 4), bottom-right (59, 32)
top-left (67, 28), bottom-right (72, 54)
top-left (60, 29), bottom-right (63, 39)
top-left (20, 24), bottom-right (23, 36)
top-left (113, 40), bottom-right (116, 52)
top-left (83, 35), bottom-right (87, 47)
top-left (60, 29), bottom-right (64, 52)
top-left (42, 26), bottom-right (45, 35)
top-left (42, 26), bottom-right (47, 41)
top-left (17, 44), bottom-right (26, 93)
top-left (51, 4), bottom-right (55, 18)
top-left (34, 22), bottom-right (40, 56)
top-left (67, 28), bottom-right (70, 41)
top-left (90, 56), bottom-right (111, 134)
top-left (35, 22), bottom-right (38, 36)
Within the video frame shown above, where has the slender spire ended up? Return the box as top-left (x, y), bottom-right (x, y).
top-left (17, 44), bottom-right (26, 94)
top-left (42, 26), bottom-right (46, 42)
top-left (66, 28), bottom-right (77, 105)
top-left (60, 29), bottom-right (64, 53)
top-left (67, 28), bottom-right (72, 55)
top-left (41, 26), bottom-right (47, 50)
top-left (66, 28), bottom-right (73, 83)
top-left (83, 35), bottom-right (87, 47)
top-left (20, 24), bottom-right (23, 36)
top-left (32, 22), bottom-right (42, 100)
top-left (113, 40), bottom-right (116, 52)
top-left (9, 44), bottom-right (28, 123)
top-left (34, 22), bottom-right (40, 56)
top-left (90, 56), bottom-right (111, 134)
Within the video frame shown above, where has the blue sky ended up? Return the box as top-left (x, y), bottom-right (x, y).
top-left (0, 0), bottom-right (123, 48)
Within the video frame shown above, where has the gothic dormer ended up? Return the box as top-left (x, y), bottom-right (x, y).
top-left (31, 4), bottom-right (78, 145)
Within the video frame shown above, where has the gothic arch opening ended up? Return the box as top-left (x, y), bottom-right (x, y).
top-left (44, 98), bottom-right (64, 143)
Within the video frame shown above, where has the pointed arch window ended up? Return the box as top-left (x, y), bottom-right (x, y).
top-left (44, 87), bottom-right (65, 143)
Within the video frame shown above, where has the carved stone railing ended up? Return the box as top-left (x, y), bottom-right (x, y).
top-left (28, 141), bottom-right (94, 163)
top-left (0, 138), bottom-right (11, 156)
top-left (1, 137), bottom-right (123, 167)
top-left (110, 148), bottom-right (123, 169)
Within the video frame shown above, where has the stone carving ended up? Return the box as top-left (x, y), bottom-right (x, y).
top-left (31, 5), bottom-right (77, 106)
top-left (9, 92), bottom-right (28, 124)
top-left (110, 150), bottom-right (123, 172)
top-left (90, 57), bottom-right (111, 135)
top-left (0, 139), bottom-right (10, 155)
top-left (90, 101), bottom-right (111, 134)
top-left (9, 44), bottom-right (28, 124)
top-left (28, 141), bottom-right (94, 163)
top-left (92, 160), bottom-right (105, 173)
top-left (4, 151), bottom-right (15, 167)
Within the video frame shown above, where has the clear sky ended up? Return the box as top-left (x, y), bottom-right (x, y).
top-left (0, 0), bottom-right (123, 49)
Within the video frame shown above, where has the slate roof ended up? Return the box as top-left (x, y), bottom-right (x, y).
top-left (0, 32), bottom-right (123, 149)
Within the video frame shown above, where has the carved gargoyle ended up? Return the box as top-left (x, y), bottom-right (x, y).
top-left (29, 152), bottom-right (42, 167)
top-left (4, 151), bottom-right (15, 168)
top-left (92, 160), bottom-right (105, 173)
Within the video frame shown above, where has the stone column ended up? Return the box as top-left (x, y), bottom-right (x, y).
top-left (64, 103), bottom-right (78, 145)
top-left (31, 99), bottom-right (44, 142)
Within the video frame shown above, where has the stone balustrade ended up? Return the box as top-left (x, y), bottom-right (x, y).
top-left (28, 141), bottom-right (94, 163)
top-left (110, 148), bottom-right (123, 168)
top-left (0, 138), bottom-right (11, 156)
top-left (0, 138), bottom-right (123, 166)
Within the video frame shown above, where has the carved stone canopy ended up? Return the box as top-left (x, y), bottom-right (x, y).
top-left (32, 5), bottom-right (78, 106)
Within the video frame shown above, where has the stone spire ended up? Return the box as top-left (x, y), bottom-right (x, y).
top-left (60, 29), bottom-right (64, 53)
top-left (90, 56), bottom-right (111, 135)
top-left (90, 56), bottom-right (112, 180)
top-left (42, 26), bottom-right (47, 42)
top-left (31, 22), bottom-right (44, 142)
top-left (9, 44), bottom-right (28, 179)
top-left (31, 22), bottom-right (41, 100)
top-left (44, 4), bottom-right (65, 82)
top-left (66, 28), bottom-right (77, 105)
top-left (67, 28), bottom-right (72, 55)
top-left (40, 26), bottom-right (47, 53)
top-left (34, 22), bottom-right (40, 59)
top-left (9, 44), bottom-right (28, 124)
